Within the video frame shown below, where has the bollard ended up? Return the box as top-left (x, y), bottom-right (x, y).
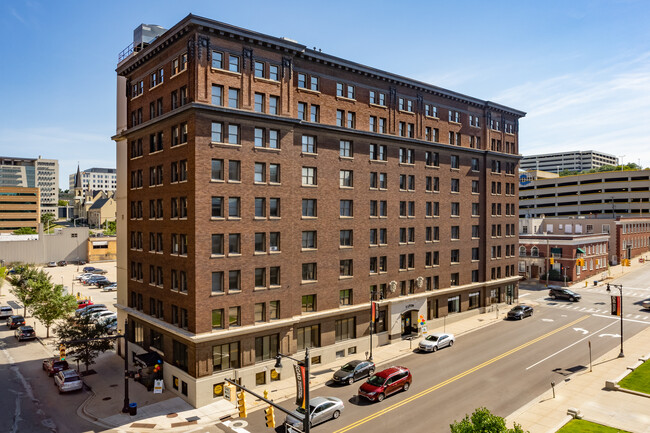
top-left (551, 381), bottom-right (555, 398)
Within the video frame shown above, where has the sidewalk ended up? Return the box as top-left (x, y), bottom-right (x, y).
top-left (79, 306), bottom-right (512, 431)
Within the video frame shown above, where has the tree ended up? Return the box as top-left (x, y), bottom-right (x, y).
top-left (31, 283), bottom-right (77, 338)
top-left (0, 266), bottom-right (7, 297)
top-left (55, 315), bottom-right (115, 372)
top-left (58, 199), bottom-right (68, 206)
top-left (450, 407), bottom-right (527, 433)
top-left (103, 220), bottom-right (116, 236)
top-left (13, 227), bottom-right (37, 235)
top-left (8, 264), bottom-right (44, 317)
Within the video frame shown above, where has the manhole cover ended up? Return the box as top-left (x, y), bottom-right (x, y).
top-left (167, 413), bottom-right (178, 418)
top-left (102, 397), bottom-right (112, 401)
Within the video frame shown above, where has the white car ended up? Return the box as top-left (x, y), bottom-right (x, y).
top-left (642, 299), bottom-right (650, 311)
top-left (102, 283), bottom-right (117, 292)
top-left (90, 310), bottom-right (116, 323)
top-left (418, 332), bottom-right (455, 352)
top-left (77, 273), bottom-right (95, 282)
top-left (54, 369), bottom-right (83, 393)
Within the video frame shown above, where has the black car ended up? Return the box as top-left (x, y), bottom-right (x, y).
top-left (549, 287), bottom-right (581, 302)
top-left (83, 266), bottom-right (96, 273)
top-left (7, 315), bottom-right (26, 329)
top-left (332, 360), bottom-right (375, 385)
top-left (95, 279), bottom-right (114, 288)
top-left (43, 358), bottom-right (69, 377)
top-left (57, 260), bottom-right (67, 266)
top-left (507, 305), bottom-right (534, 320)
top-left (15, 325), bottom-right (36, 341)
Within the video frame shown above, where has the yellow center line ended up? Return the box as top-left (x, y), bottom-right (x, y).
top-left (333, 315), bottom-right (590, 433)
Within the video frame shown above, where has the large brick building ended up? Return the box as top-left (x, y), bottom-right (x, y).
top-left (113, 15), bottom-right (525, 406)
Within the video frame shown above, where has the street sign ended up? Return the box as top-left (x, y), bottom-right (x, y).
top-left (153, 379), bottom-right (164, 394)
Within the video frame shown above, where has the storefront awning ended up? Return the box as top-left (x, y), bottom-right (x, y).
top-left (577, 248), bottom-right (585, 254)
top-left (134, 352), bottom-right (162, 368)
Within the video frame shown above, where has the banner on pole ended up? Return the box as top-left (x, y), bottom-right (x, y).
top-left (293, 362), bottom-right (306, 408)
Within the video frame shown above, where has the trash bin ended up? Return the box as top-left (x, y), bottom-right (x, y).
top-left (129, 402), bottom-right (137, 416)
top-left (593, 281), bottom-right (598, 286)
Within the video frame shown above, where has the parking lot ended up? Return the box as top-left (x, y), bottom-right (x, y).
top-left (41, 261), bottom-right (118, 314)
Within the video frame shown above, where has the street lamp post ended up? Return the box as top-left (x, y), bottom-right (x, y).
top-left (606, 284), bottom-right (624, 358)
top-left (122, 319), bottom-right (131, 413)
top-left (275, 348), bottom-right (310, 433)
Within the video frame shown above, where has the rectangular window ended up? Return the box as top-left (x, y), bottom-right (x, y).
top-left (302, 231), bottom-right (316, 249)
top-left (255, 232), bottom-right (266, 252)
top-left (254, 61), bottom-right (265, 78)
top-left (310, 105), bottom-right (320, 122)
top-left (254, 93), bottom-right (265, 113)
top-left (211, 85), bottom-right (223, 106)
top-left (228, 124), bottom-right (240, 144)
top-left (302, 135), bottom-right (316, 153)
top-left (228, 306), bottom-right (240, 327)
top-left (451, 155), bottom-right (460, 169)
top-left (212, 271), bottom-right (224, 293)
top-left (340, 230), bottom-right (353, 246)
top-left (212, 234), bottom-right (224, 255)
top-left (302, 167), bottom-right (316, 185)
top-left (213, 341), bottom-right (239, 371)
top-left (229, 197), bottom-right (240, 218)
top-left (229, 55), bottom-right (240, 72)
top-left (228, 88), bottom-right (239, 108)
top-left (296, 325), bottom-right (320, 350)
top-left (339, 289), bottom-right (352, 306)
top-left (229, 234), bottom-right (241, 255)
top-left (340, 259), bottom-right (353, 277)
top-left (335, 318), bottom-right (355, 342)
top-left (340, 140), bottom-right (352, 157)
top-left (340, 200), bottom-right (353, 217)
top-left (302, 264), bottom-right (317, 282)
top-left (255, 268), bottom-right (266, 287)
top-left (211, 196), bottom-right (223, 218)
top-left (269, 300), bottom-right (280, 319)
top-left (211, 122), bottom-right (222, 142)
top-left (301, 294), bottom-right (316, 312)
top-left (255, 334), bottom-right (279, 362)
top-left (302, 199), bottom-right (316, 217)
top-left (340, 170), bottom-right (353, 187)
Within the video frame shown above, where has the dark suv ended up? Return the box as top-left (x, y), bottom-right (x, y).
top-left (549, 287), bottom-right (581, 302)
top-left (43, 358), bottom-right (70, 377)
top-left (358, 366), bottom-right (412, 402)
top-left (6, 315), bottom-right (25, 329)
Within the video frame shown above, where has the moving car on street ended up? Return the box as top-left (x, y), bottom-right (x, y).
top-left (358, 366), bottom-right (412, 402)
top-left (15, 325), bottom-right (36, 341)
top-left (43, 358), bottom-right (69, 377)
top-left (642, 299), bottom-right (650, 310)
top-left (6, 315), bottom-right (25, 329)
top-left (54, 370), bottom-right (83, 393)
top-left (418, 333), bottom-right (455, 352)
top-left (284, 397), bottom-right (344, 429)
top-left (549, 287), bottom-right (581, 302)
top-left (507, 305), bottom-right (534, 320)
top-left (332, 360), bottom-right (375, 385)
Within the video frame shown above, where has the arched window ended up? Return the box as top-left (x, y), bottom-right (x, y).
top-left (519, 246), bottom-right (527, 257)
top-left (531, 246), bottom-right (539, 257)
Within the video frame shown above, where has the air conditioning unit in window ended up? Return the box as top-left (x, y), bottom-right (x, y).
top-left (270, 246), bottom-right (278, 251)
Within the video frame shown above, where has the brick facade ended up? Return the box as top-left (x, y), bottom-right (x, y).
top-left (115, 14), bottom-right (525, 406)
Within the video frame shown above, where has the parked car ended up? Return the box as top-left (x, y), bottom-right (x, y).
top-left (332, 360), bottom-right (375, 385)
top-left (47, 261), bottom-right (57, 267)
top-left (76, 273), bottom-right (94, 281)
top-left (76, 300), bottom-right (94, 310)
top-left (76, 304), bottom-right (106, 317)
top-left (54, 369), bottom-right (83, 393)
top-left (42, 358), bottom-right (69, 377)
top-left (89, 268), bottom-right (107, 275)
top-left (101, 283), bottom-right (117, 292)
top-left (0, 305), bottom-right (13, 319)
top-left (418, 333), bottom-right (455, 352)
top-left (57, 260), bottom-right (67, 266)
top-left (83, 275), bottom-right (108, 286)
top-left (15, 325), bottom-right (36, 341)
top-left (507, 305), bottom-right (534, 320)
top-left (549, 287), bottom-right (581, 302)
top-left (95, 279), bottom-right (114, 289)
top-left (104, 317), bottom-right (117, 334)
top-left (642, 299), bottom-right (650, 311)
top-left (6, 315), bottom-right (25, 329)
top-left (358, 366), bottom-right (412, 402)
top-left (284, 397), bottom-right (344, 429)
top-left (83, 266), bottom-right (97, 273)
top-left (90, 310), bottom-right (116, 323)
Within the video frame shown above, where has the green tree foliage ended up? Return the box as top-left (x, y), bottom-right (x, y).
top-left (31, 283), bottom-right (77, 338)
top-left (8, 264), bottom-right (47, 317)
top-left (0, 266), bottom-right (7, 296)
top-left (41, 213), bottom-right (55, 225)
top-left (58, 199), bottom-right (68, 206)
top-left (13, 227), bottom-right (37, 235)
top-left (450, 407), bottom-right (527, 433)
top-left (103, 220), bottom-right (116, 236)
top-left (55, 315), bottom-right (115, 372)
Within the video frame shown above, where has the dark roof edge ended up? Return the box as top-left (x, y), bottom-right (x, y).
top-left (117, 14), bottom-right (526, 118)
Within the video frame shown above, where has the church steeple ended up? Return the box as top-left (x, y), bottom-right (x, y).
top-left (74, 164), bottom-right (82, 189)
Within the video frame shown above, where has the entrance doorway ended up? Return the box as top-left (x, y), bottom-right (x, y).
top-left (401, 310), bottom-right (418, 337)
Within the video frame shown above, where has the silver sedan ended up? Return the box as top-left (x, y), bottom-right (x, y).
top-left (418, 332), bottom-right (455, 352)
top-left (285, 396), bottom-right (344, 429)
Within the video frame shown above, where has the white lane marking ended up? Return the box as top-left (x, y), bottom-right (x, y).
top-left (526, 321), bottom-right (617, 370)
top-left (519, 293), bottom-right (530, 298)
top-left (592, 313), bottom-right (650, 324)
top-left (573, 327), bottom-right (588, 334)
top-left (542, 318), bottom-right (554, 322)
top-left (599, 333), bottom-right (621, 338)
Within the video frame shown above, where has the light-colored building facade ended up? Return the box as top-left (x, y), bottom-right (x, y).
top-left (87, 197), bottom-right (116, 228)
top-left (519, 170), bottom-right (650, 218)
top-left (68, 167), bottom-right (117, 193)
top-left (0, 156), bottom-right (59, 215)
top-left (521, 151), bottom-right (618, 173)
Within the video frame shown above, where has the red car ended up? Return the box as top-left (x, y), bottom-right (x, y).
top-left (42, 357), bottom-right (70, 377)
top-left (77, 300), bottom-right (94, 309)
top-left (358, 366), bottom-right (412, 402)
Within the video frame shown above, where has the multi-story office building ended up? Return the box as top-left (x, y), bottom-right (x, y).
top-left (113, 14), bottom-right (525, 406)
top-left (68, 167), bottom-right (117, 193)
top-left (519, 169), bottom-right (650, 218)
top-left (520, 150), bottom-right (618, 173)
top-left (0, 186), bottom-right (40, 233)
top-left (0, 156), bottom-right (59, 215)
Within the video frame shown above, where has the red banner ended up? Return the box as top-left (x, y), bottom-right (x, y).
top-left (293, 362), bottom-right (306, 408)
top-left (371, 302), bottom-right (376, 323)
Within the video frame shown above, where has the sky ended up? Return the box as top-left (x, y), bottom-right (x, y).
top-left (1, 0), bottom-right (649, 189)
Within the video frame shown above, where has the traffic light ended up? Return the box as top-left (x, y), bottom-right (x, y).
top-left (577, 258), bottom-right (584, 267)
top-left (264, 405), bottom-right (276, 428)
top-left (237, 390), bottom-right (247, 418)
top-left (549, 257), bottom-right (554, 265)
top-left (59, 345), bottom-right (66, 361)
